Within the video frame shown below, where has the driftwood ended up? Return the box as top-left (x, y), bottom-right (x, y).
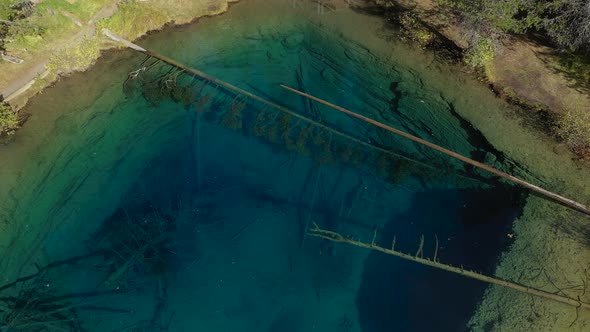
top-left (308, 224), bottom-right (590, 311)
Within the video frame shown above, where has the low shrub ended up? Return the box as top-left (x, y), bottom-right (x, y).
top-left (47, 36), bottom-right (102, 74)
top-left (556, 108), bottom-right (590, 152)
top-left (399, 12), bottom-right (435, 47)
top-left (465, 36), bottom-right (496, 68)
top-left (0, 101), bottom-right (18, 136)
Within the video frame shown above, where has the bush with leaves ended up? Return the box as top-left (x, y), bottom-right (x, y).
top-left (0, 101), bottom-right (18, 136)
top-left (556, 108), bottom-right (590, 152)
top-left (544, 0), bottom-right (590, 51)
top-left (438, 0), bottom-right (590, 52)
top-left (465, 35), bottom-right (496, 67)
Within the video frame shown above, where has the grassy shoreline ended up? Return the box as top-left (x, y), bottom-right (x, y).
top-left (1, 0), bottom-right (234, 138)
top-left (2, 0), bottom-right (589, 159)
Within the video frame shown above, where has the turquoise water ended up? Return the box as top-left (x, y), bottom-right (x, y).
top-left (0, 2), bottom-right (534, 331)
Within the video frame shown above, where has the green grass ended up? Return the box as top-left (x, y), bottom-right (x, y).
top-left (7, 13), bottom-right (75, 53)
top-left (47, 36), bottom-right (103, 74)
top-left (97, 1), bottom-right (171, 41)
top-left (37, 0), bottom-right (112, 23)
top-left (97, 0), bottom-right (225, 41)
top-left (2, 0), bottom-right (226, 101)
top-left (5, 0), bottom-right (110, 54)
top-left (0, 1), bottom-right (16, 20)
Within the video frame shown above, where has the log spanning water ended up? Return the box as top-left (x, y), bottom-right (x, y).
top-left (279, 85), bottom-right (590, 217)
top-left (103, 28), bottom-right (590, 218)
top-left (102, 28), bottom-right (590, 311)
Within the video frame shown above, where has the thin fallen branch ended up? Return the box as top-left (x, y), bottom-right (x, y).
top-left (308, 224), bottom-right (590, 311)
top-left (415, 235), bottom-right (424, 258)
top-left (433, 234), bottom-right (439, 262)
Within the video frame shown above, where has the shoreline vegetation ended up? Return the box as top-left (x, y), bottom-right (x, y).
top-left (0, 0), bottom-right (234, 137)
top-left (1, 0), bottom-right (589, 163)
top-left (365, 0), bottom-right (590, 162)
top-left (0, 0), bottom-right (590, 331)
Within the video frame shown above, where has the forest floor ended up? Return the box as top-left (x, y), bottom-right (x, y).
top-left (393, 0), bottom-right (590, 118)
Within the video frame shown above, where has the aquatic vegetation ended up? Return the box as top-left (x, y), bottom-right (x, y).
top-left (0, 266), bottom-right (130, 332)
top-left (90, 204), bottom-right (194, 287)
top-left (0, 280), bottom-right (82, 331)
top-left (262, 112), bottom-right (284, 144)
top-left (294, 124), bottom-right (313, 156)
top-left (281, 118), bottom-right (299, 148)
top-left (170, 84), bottom-right (194, 106)
top-left (142, 79), bottom-right (168, 106)
top-left (195, 94), bottom-right (213, 115)
top-left (274, 113), bottom-right (294, 143)
top-left (125, 62), bottom-right (198, 107)
top-left (220, 96), bottom-right (246, 131)
top-left (121, 54), bottom-right (496, 202)
top-left (5, 1), bottom-right (576, 330)
top-left (331, 141), bottom-right (355, 165)
top-left (347, 145), bottom-right (367, 168)
top-left (251, 107), bottom-right (298, 146)
top-left (314, 130), bottom-right (334, 166)
top-left (386, 159), bottom-right (415, 183)
top-left (251, 108), bottom-right (271, 138)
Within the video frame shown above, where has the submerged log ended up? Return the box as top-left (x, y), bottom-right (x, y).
top-left (308, 224), bottom-right (590, 311)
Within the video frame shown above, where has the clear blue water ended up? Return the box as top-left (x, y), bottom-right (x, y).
top-left (0, 3), bottom-right (531, 331)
